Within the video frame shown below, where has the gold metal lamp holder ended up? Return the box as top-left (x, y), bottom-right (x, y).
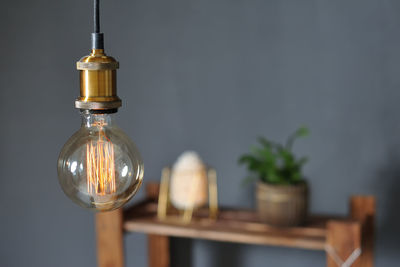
top-left (75, 0), bottom-right (121, 113)
top-left (75, 49), bottom-right (121, 111)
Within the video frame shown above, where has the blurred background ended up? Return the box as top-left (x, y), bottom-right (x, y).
top-left (1, 0), bottom-right (400, 266)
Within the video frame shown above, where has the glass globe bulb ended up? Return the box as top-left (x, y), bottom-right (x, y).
top-left (57, 111), bottom-right (144, 211)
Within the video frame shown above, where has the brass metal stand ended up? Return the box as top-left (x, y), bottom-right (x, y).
top-left (157, 167), bottom-right (219, 223)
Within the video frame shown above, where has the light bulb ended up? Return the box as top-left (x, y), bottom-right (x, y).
top-left (59, 0), bottom-right (144, 211)
top-left (58, 111), bottom-right (144, 211)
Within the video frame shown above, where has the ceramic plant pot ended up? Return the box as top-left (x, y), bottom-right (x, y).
top-left (256, 181), bottom-right (308, 226)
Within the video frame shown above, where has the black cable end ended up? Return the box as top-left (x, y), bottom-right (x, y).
top-left (92, 33), bottom-right (104, 50)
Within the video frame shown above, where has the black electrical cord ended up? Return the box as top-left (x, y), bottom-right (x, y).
top-left (92, 0), bottom-right (104, 49)
top-left (94, 0), bottom-right (100, 33)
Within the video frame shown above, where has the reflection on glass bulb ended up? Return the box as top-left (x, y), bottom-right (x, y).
top-left (57, 111), bottom-right (144, 211)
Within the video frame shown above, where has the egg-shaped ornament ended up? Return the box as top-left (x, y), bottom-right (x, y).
top-left (169, 151), bottom-right (208, 210)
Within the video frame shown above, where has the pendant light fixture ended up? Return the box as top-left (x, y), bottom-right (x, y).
top-left (57, 0), bottom-right (144, 211)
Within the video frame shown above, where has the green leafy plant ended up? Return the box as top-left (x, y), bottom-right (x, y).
top-left (239, 127), bottom-right (309, 185)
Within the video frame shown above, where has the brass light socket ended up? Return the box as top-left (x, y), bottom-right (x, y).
top-left (75, 49), bottom-right (122, 110)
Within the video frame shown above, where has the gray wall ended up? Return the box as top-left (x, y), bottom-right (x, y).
top-left (1, 0), bottom-right (399, 266)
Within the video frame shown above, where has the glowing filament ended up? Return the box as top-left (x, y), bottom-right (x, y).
top-left (86, 129), bottom-right (116, 195)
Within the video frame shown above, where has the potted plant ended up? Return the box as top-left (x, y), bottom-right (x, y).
top-left (239, 127), bottom-right (309, 226)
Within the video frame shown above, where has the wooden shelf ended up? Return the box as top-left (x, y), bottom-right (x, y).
top-left (95, 183), bottom-right (376, 267)
top-left (124, 200), bottom-right (338, 250)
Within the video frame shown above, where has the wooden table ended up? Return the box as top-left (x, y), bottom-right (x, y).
top-left (95, 183), bottom-right (375, 267)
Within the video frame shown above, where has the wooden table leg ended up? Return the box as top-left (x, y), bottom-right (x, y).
top-left (350, 195), bottom-right (375, 267)
top-left (326, 220), bottom-right (361, 267)
top-left (148, 234), bottom-right (170, 267)
top-left (96, 209), bottom-right (124, 267)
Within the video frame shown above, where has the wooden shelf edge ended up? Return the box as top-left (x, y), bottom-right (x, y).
top-left (124, 220), bottom-right (326, 251)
